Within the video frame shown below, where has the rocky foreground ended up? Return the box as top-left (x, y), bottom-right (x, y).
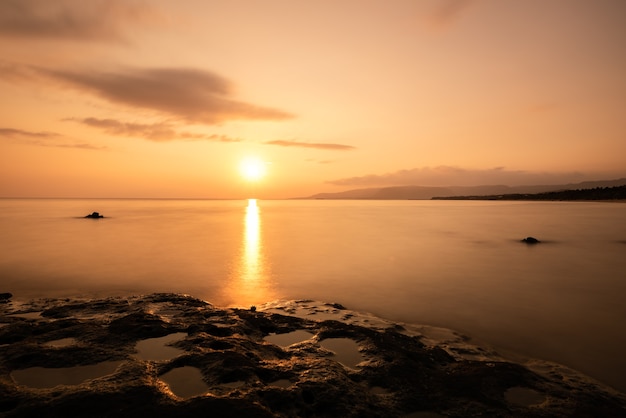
top-left (1, 293), bottom-right (625, 417)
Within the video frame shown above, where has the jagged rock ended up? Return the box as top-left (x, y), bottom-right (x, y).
top-left (1, 294), bottom-right (624, 417)
top-left (85, 212), bottom-right (104, 218)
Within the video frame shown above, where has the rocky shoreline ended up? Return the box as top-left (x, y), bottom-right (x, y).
top-left (1, 293), bottom-right (625, 417)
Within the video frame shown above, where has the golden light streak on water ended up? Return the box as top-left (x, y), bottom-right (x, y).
top-left (223, 199), bottom-right (274, 307)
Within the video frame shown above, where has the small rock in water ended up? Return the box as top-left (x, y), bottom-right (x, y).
top-left (85, 212), bottom-right (104, 218)
top-left (0, 292), bottom-right (12, 302)
top-left (521, 236), bottom-right (540, 244)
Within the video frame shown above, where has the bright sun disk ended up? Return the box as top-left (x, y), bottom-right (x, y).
top-left (239, 157), bottom-right (267, 181)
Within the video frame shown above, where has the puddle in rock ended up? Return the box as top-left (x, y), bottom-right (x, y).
top-left (160, 366), bottom-right (209, 399)
top-left (268, 379), bottom-right (292, 388)
top-left (44, 337), bottom-right (77, 348)
top-left (9, 311), bottom-right (42, 319)
top-left (134, 332), bottom-right (187, 361)
top-left (320, 338), bottom-right (363, 369)
top-left (304, 311), bottom-right (345, 321)
top-left (369, 386), bottom-right (390, 395)
top-left (265, 330), bottom-right (314, 347)
top-left (220, 380), bottom-right (245, 389)
top-left (505, 386), bottom-right (546, 406)
top-left (11, 361), bottom-right (123, 388)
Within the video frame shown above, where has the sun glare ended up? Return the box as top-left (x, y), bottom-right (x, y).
top-left (239, 157), bottom-right (267, 181)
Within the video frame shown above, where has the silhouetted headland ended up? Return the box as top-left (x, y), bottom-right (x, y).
top-left (432, 185), bottom-right (626, 201)
top-left (304, 179), bottom-right (626, 200)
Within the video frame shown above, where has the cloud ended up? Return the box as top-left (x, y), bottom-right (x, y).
top-left (41, 67), bottom-right (294, 124)
top-left (327, 166), bottom-right (592, 187)
top-left (265, 139), bottom-right (355, 151)
top-left (77, 118), bottom-right (176, 141)
top-left (0, 127), bottom-right (57, 138)
top-left (48, 142), bottom-right (107, 150)
top-left (0, 126), bottom-right (105, 150)
top-left (424, 0), bottom-right (478, 28)
top-left (73, 117), bottom-right (242, 143)
top-left (0, 61), bottom-right (37, 82)
top-left (0, 0), bottom-right (160, 42)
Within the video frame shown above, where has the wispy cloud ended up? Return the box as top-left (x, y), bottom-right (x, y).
top-left (48, 142), bottom-right (106, 150)
top-left (0, 127), bottom-right (58, 138)
top-left (265, 139), bottom-right (355, 151)
top-left (424, 0), bottom-right (478, 28)
top-left (0, 126), bottom-right (105, 150)
top-left (327, 166), bottom-right (591, 187)
top-left (40, 67), bottom-right (294, 125)
top-left (0, 60), bottom-right (38, 82)
top-left (73, 117), bottom-right (242, 143)
top-left (0, 0), bottom-right (161, 42)
top-left (307, 159), bottom-right (334, 165)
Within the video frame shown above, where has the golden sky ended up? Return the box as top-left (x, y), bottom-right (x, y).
top-left (1, 0), bottom-right (625, 198)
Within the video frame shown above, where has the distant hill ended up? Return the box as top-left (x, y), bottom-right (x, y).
top-left (432, 185), bottom-right (626, 201)
top-left (303, 178), bottom-right (626, 200)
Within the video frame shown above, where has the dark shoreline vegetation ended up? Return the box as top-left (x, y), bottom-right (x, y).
top-left (432, 185), bottom-right (626, 201)
top-left (1, 294), bottom-right (625, 417)
top-left (305, 178), bottom-right (626, 200)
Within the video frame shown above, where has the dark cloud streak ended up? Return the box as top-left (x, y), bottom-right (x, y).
top-left (425, 0), bottom-right (478, 28)
top-left (42, 67), bottom-right (294, 124)
top-left (74, 117), bottom-right (242, 143)
top-left (0, 126), bottom-right (105, 150)
top-left (265, 139), bottom-right (355, 151)
top-left (0, 127), bottom-right (58, 138)
top-left (0, 0), bottom-right (158, 42)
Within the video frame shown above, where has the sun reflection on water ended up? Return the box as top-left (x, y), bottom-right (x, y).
top-left (223, 199), bottom-right (274, 307)
top-left (244, 198), bottom-right (261, 280)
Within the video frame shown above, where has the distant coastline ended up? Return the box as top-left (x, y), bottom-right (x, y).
top-left (431, 185), bottom-right (626, 201)
top-left (304, 178), bottom-right (626, 200)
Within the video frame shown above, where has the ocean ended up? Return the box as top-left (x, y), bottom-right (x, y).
top-left (1, 198), bottom-right (625, 392)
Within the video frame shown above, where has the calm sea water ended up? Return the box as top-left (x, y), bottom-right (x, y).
top-left (1, 198), bottom-right (625, 391)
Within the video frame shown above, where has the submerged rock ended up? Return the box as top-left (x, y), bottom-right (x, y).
top-left (0, 293), bottom-right (624, 417)
top-left (84, 212), bottom-right (104, 218)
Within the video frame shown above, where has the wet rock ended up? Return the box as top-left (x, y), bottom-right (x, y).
top-left (84, 212), bottom-right (103, 218)
top-left (0, 292), bottom-right (12, 303)
top-left (108, 312), bottom-right (170, 338)
top-left (0, 294), bottom-right (624, 417)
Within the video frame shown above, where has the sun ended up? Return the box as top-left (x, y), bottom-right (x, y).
top-left (239, 157), bottom-right (267, 181)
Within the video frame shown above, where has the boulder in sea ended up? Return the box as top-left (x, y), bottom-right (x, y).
top-left (85, 212), bottom-right (104, 218)
top-left (521, 236), bottom-right (540, 244)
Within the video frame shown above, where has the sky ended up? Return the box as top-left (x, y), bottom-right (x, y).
top-left (1, 0), bottom-right (625, 199)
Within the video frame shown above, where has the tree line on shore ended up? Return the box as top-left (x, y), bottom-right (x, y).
top-left (432, 185), bottom-right (626, 201)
